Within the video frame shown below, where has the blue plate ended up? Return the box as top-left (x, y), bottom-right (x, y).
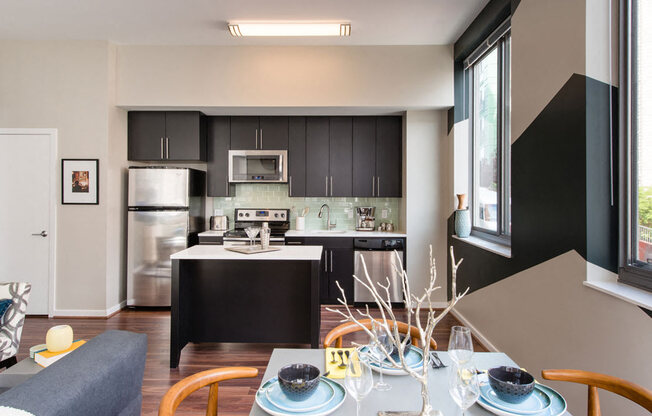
top-left (265, 377), bottom-right (335, 413)
top-left (360, 346), bottom-right (424, 375)
top-left (480, 383), bottom-right (551, 414)
top-left (256, 376), bottom-right (346, 416)
top-left (477, 383), bottom-right (567, 416)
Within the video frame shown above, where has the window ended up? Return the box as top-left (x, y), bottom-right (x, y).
top-left (621, 0), bottom-right (652, 291)
top-left (467, 24), bottom-right (511, 242)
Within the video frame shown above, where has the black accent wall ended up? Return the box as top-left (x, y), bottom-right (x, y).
top-left (448, 74), bottom-right (619, 297)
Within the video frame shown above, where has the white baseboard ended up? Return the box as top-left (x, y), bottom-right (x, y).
top-left (451, 308), bottom-right (499, 352)
top-left (106, 300), bottom-right (127, 316)
top-left (53, 300), bottom-right (127, 318)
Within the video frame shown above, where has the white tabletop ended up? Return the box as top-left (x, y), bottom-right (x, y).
top-left (285, 230), bottom-right (406, 238)
top-left (171, 245), bottom-right (323, 260)
top-left (198, 230), bottom-right (226, 237)
top-left (250, 349), bottom-right (571, 416)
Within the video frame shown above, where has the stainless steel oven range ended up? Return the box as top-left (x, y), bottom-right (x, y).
top-left (222, 208), bottom-right (290, 246)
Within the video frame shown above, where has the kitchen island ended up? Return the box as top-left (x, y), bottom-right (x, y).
top-left (169, 245), bottom-right (323, 368)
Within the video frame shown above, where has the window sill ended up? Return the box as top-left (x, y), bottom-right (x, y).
top-left (452, 235), bottom-right (512, 258)
top-left (583, 272), bottom-right (652, 310)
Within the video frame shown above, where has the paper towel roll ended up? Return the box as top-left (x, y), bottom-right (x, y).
top-left (46, 325), bottom-right (73, 352)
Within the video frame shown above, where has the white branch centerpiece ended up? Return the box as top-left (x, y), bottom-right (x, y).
top-left (326, 245), bottom-right (468, 416)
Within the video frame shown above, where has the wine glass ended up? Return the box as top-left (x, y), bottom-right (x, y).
top-left (448, 326), bottom-right (473, 365)
top-left (345, 349), bottom-right (374, 416)
top-left (244, 226), bottom-right (260, 246)
top-left (448, 363), bottom-right (480, 415)
top-left (371, 327), bottom-right (392, 391)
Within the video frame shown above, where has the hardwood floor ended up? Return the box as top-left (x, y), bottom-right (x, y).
top-left (16, 307), bottom-right (486, 415)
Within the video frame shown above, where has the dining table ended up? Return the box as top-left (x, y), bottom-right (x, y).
top-left (249, 349), bottom-right (572, 416)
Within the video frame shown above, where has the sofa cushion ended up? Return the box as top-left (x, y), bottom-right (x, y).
top-left (0, 330), bottom-right (147, 416)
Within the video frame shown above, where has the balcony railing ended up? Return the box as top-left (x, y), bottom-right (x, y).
top-left (640, 225), bottom-right (652, 244)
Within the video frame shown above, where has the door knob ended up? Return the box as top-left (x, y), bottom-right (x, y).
top-left (31, 231), bottom-right (48, 237)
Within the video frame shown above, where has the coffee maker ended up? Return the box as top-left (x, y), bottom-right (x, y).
top-left (355, 207), bottom-right (376, 231)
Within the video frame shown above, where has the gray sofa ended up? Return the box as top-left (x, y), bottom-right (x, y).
top-left (0, 330), bottom-right (147, 416)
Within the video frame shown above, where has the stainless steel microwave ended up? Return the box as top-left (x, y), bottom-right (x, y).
top-left (228, 150), bottom-right (287, 183)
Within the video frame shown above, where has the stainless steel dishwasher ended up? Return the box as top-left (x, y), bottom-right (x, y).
top-left (353, 238), bottom-right (405, 304)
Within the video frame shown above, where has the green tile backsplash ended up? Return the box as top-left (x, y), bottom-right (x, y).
top-left (211, 184), bottom-right (401, 230)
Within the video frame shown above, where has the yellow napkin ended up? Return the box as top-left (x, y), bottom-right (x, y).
top-left (325, 347), bottom-right (356, 379)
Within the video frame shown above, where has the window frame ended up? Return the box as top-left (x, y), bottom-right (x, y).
top-left (466, 26), bottom-right (512, 245)
top-left (619, 0), bottom-right (652, 292)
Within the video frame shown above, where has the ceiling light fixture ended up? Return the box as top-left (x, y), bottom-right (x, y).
top-left (228, 22), bottom-right (351, 37)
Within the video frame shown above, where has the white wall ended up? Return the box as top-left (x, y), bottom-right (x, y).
top-left (456, 252), bottom-right (652, 416)
top-left (0, 40), bottom-right (126, 315)
top-left (405, 110), bottom-right (451, 300)
top-left (511, 0), bottom-right (586, 142)
top-left (116, 45), bottom-right (454, 109)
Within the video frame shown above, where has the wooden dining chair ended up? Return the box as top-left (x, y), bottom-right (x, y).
top-left (159, 366), bottom-right (259, 416)
top-left (323, 319), bottom-right (437, 350)
top-left (541, 369), bottom-right (652, 415)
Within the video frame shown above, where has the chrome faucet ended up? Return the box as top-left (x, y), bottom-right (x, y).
top-left (318, 204), bottom-right (336, 230)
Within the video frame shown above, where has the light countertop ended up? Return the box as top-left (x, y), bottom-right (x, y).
top-left (285, 230), bottom-right (406, 238)
top-left (171, 244), bottom-right (323, 260)
top-left (198, 230), bottom-right (226, 237)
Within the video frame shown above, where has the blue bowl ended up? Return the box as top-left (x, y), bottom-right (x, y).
top-left (277, 364), bottom-right (321, 401)
top-left (488, 366), bottom-right (535, 404)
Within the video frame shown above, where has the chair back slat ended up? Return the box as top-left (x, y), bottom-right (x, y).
top-left (542, 369), bottom-right (652, 415)
top-left (159, 367), bottom-right (258, 416)
top-left (324, 319), bottom-right (437, 350)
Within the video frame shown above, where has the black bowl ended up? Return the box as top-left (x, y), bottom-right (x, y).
top-left (488, 366), bottom-right (535, 404)
top-left (277, 364), bottom-right (321, 401)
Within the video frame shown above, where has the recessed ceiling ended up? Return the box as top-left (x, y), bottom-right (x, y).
top-left (0, 0), bottom-right (488, 45)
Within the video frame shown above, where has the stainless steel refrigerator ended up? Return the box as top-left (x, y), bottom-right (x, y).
top-left (127, 167), bottom-right (205, 306)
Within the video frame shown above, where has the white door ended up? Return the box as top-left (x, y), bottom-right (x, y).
top-left (0, 131), bottom-right (55, 315)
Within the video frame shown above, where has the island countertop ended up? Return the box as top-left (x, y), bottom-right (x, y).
top-left (171, 244), bottom-right (323, 260)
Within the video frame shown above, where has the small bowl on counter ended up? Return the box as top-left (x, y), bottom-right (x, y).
top-left (277, 363), bottom-right (321, 401)
top-left (488, 366), bottom-right (535, 403)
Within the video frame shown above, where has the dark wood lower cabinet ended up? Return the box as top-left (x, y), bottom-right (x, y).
top-left (287, 237), bottom-right (354, 304)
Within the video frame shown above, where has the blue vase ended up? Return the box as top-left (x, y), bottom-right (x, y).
top-left (455, 209), bottom-right (471, 238)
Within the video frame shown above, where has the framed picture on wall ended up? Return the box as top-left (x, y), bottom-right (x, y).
top-left (61, 159), bottom-right (99, 205)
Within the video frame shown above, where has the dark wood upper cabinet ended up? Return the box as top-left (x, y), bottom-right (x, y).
top-left (128, 111), bottom-right (206, 161)
top-left (305, 117), bottom-right (330, 197)
top-left (165, 112), bottom-right (206, 161)
top-left (352, 117), bottom-right (377, 197)
top-left (288, 117), bottom-right (306, 197)
top-left (376, 116), bottom-right (402, 197)
top-left (230, 117), bottom-right (259, 150)
top-left (329, 117), bottom-right (353, 197)
top-left (128, 112), bottom-right (166, 161)
top-left (207, 117), bottom-right (234, 197)
top-left (259, 117), bottom-right (289, 150)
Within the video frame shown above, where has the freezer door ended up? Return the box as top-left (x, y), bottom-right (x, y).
top-left (128, 168), bottom-right (189, 207)
top-left (354, 250), bottom-right (404, 303)
top-left (127, 210), bottom-right (189, 306)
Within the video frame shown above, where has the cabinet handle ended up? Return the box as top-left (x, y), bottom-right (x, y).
top-left (330, 176), bottom-right (333, 196)
top-left (289, 176), bottom-right (293, 196)
top-left (286, 241), bottom-right (302, 245)
top-left (324, 251), bottom-right (328, 272)
top-left (325, 176), bottom-right (328, 196)
top-left (160, 137), bottom-right (164, 159)
top-left (260, 129), bottom-right (263, 149)
top-left (225, 178), bottom-right (229, 196)
top-left (377, 177), bottom-right (380, 196)
top-left (372, 175), bottom-right (375, 196)
top-left (166, 137), bottom-right (169, 159)
top-left (255, 129), bottom-right (258, 149)
top-left (330, 250), bottom-right (333, 272)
